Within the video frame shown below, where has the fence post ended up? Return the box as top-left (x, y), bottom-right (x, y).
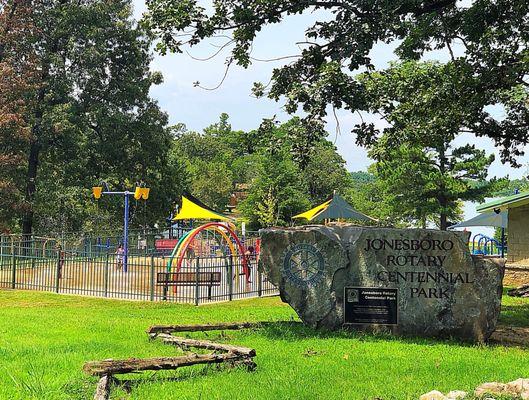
top-left (228, 259), bottom-right (233, 302)
top-left (31, 240), bottom-right (36, 269)
top-left (11, 241), bottom-right (16, 289)
top-left (104, 252), bottom-right (109, 297)
top-left (149, 254), bottom-right (155, 301)
top-left (55, 250), bottom-right (61, 293)
top-left (194, 256), bottom-right (200, 306)
top-left (258, 269), bottom-right (263, 297)
top-left (0, 235), bottom-right (4, 270)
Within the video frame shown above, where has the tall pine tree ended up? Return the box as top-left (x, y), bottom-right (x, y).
top-left (360, 61), bottom-right (505, 229)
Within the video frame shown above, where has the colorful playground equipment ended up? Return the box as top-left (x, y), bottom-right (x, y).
top-left (471, 233), bottom-right (506, 256)
top-left (92, 182), bottom-right (150, 272)
top-left (449, 209), bottom-right (507, 258)
top-left (165, 222), bottom-right (251, 284)
top-left (160, 194), bottom-right (252, 285)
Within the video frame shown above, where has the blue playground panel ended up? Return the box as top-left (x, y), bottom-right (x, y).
top-left (471, 233), bottom-right (506, 256)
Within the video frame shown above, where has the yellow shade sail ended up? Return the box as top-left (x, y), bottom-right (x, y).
top-left (292, 199), bottom-right (332, 220)
top-left (172, 195), bottom-right (230, 221)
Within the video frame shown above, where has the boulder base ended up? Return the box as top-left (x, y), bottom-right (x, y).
top-left (259, 225), bottom-right (505, 342)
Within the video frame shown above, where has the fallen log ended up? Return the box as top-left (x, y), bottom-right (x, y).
top-left (147, 322), bottom-right (262, 335)
top-left (84, 352), bottom-right (244, 376)
top-left (153, 333), bottom-right (256, 356)
top-left (490, 326), bottom-right (529, 347)
top-left (93, 375), bottom-right (111, 400)
top-left (508, 284), bottom-right (529, 297)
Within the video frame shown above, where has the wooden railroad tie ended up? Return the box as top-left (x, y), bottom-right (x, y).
top-left (84, 322), bottom-right (258, 400)
top-left (146, 321), bottom-right (264, 335)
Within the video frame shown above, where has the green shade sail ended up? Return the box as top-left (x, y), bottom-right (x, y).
top-left (293, 193), bottom-right (375, 222)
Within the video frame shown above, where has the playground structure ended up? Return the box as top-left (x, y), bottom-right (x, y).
top-left (470, 233), bottom-right (506, 257)
top-left (92, 183), bottom-right (150, 273)
top-left (164, 222), bottom-right (252, 283)
top-left (293, 192), bottom-right (375, 223)
top-left (0, 230), bottom-right (272, 304)
top-left (0, 192), bottom-right (274, 303)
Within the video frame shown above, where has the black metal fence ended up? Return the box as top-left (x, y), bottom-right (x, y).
top-left (0, 235), bottom-right (277, 304)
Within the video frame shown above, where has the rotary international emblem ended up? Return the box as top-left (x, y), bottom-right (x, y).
top-left (283, 243), bottom-right (325, 287)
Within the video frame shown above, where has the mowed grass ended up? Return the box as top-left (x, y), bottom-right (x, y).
top-left (0, 291), bottom-right (528, 400)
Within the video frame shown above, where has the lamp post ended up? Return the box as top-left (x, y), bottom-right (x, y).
top-left (92, 185), bottom-right (150, 272)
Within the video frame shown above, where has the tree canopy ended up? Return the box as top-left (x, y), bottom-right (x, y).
top-left (0, 0), bottom-right (183, 235)
top-left (360, 61), bottom-right (505, 229)
top-left (172, 115), bottom-right (352, 229)
top-left (144, 0), bottom-right (529, 165)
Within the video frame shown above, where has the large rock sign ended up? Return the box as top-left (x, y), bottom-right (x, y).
top-left (259, 225), bottom-right (505, 341)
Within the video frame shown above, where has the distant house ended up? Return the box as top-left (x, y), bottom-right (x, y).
top-left (477, 191), bottom-right (529, 264)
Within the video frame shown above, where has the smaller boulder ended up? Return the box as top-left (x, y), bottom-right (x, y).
top-left (474, 382), bottom-right (510, 397)
top-left (419, 390), bottom-right (447, 400)
top-left (446, 390), bottom-right (467, 399)
top-left (506, 378), bottom-right (529, 393)
top-left (508, 285), bottom-right (529, 298)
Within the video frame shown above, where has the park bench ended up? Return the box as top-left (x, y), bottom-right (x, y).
top-left (157, 271), bottom-right (221, 300)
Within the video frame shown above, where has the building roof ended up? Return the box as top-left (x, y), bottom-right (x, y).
top-left (476, 191), bottom-right (529, 213)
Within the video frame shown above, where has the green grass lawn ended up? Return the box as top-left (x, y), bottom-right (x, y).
top-left (0, 290), bottom-right (528, 400)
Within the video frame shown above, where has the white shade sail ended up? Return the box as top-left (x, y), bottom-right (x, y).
top-left (448, 211), bottom-right (507, 229)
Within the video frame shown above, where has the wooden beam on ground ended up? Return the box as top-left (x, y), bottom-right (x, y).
top-left (93, 375), bottom-right (111, 400)
top-left (153, 333), bottom-right (256, 356)
top-left (490, 326), bottom-right (529, 347)
top-left (146, 322), bottom-right (262, 335)
top-left (84, 352), bottom-right (244, 376)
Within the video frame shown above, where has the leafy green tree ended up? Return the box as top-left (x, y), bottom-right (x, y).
top-left (173, 114), bottom-right (351, 228)
top-left (239, 152), bottom-right (310, 229)
top-left (303, 141), bottom-right (351, 203)
top-left (254, 188), bottom-right (278, 228)
top-left (188, 160), bottom-right (233, 211)
top-left (370, 144), bottom-right (493, 229)
top-left (491, 177), bottom-right (529, 197)
top-left (344, 171), bottom-right (394, 225)
top-left (359, 62), bottom-right (505, 229)
top-left (144, 0), bottom-right (529, 165)
top-left (171, 116), bottom-right (239, 211)
top-left (0, 0), bottom-right (38, 232)
top-left (0, 0), bottom-right (180, 234)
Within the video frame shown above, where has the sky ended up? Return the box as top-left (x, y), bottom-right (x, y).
top-left (131, 1), bottom-right (527, 230)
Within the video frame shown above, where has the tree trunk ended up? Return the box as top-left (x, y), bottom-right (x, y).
top-left (438, 148), bottom-right (448, 231)
top-left (440, 212), bottom-right (448, 231)
top-left (93, 375), bottom-right (111, 400)
top-left (22, 139), bottom-right (40, 236)
top-left (22, 59), bottom-right (48, 236)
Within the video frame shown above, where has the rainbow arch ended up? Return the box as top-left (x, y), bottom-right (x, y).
top-left (166, 222), bottom-right (250, 283)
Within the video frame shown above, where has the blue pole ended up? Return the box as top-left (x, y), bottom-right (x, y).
top-left (124, 192), bottom-right (129, 272)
